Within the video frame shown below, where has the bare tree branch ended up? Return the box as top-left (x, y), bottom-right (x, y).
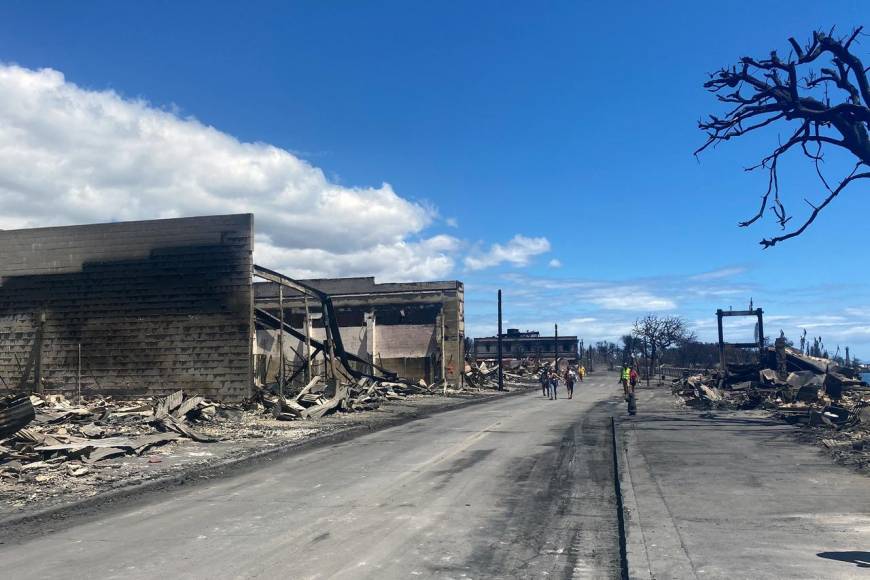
top-left (760, 167), bottom-right (870, 247)
top-left (697, 27), bottom-right (870, 246)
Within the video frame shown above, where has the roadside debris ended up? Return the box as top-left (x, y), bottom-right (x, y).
top-left (0, 390), bottom-right (215, 482)
top-left (464, 360), bottom-right (499, 389)
top-left (671, 346), bottom-right (870, 471)
top-left (0, 394), bottom-right (35, 438)
top-left (1, 365), bottom-right (535, 509)
top-left (464, 358), bottom-right (550, 390)
top-left (257, 375), bottom-right (433, 421)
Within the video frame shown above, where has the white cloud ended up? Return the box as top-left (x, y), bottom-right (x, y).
top-left (255, 233), bottom-right (459, 280)
top-left (581, 287), bottom-right (676, 311)
top-left (548, 258), bottom-right (562, 268)
top-left (756, 314), bottom-right (870, 355)
top-left (683, 286), bottom-right (751, 298)
top-left (565, 317), bottom-right (634, 340)
top-left (0, 63), bottom-right (457, 281)
top-left (467, 270), bottom-right (870, 357)
top-left (445, 217), bottom-right (459, 228)
top-left (689, 266), bottom-right (746, 281)
top-left (494, 273), bottom-right (675, 311)
top-left (464, 235), bottom-right (550, 271)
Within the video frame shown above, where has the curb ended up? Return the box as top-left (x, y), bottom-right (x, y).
top-left (0, 386), bottom-right (534, 536)
top-left (610, 416), bottom-right (630, 580)
top-left (615, 417), bottom-right (654, 580)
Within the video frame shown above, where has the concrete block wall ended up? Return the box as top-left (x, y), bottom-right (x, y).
top-left (441, 285), bottom-right (464, 385)
top-left (0, 214), bottom-right (254, 401)
top-left (376, 325), bottom-right (436, 359)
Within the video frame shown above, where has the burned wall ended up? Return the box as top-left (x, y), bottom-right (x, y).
top-left (253, 278), bottom-right (464, 386)
top-left (0, 214), bottom-right (254, 401)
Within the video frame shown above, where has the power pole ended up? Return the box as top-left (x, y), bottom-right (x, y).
top-left (497, 289), bottom-right (504, 391)
top-left (554, 323), bottom-right (559, 370)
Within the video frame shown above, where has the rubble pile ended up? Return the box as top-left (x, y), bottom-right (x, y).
top-left (464, 360), bottom-right (499, 389)
top-left (0, 375), bottom-right (441, 506)
top-left (672, 347), bottom-right (870, 470)
top-left (1, 374), bottom-right (437, 472)
top-left (464, 358), bottom-right (549, 389)
top-left (0, 345), bottom-right (528, 509)
top-left (258, 375), bottom-right (433, 420)
top-left (0, 390), bottom-right (217, 486)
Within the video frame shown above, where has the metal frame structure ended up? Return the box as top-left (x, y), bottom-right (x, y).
top-left (716, 308), bottom-right (765, 375)
top-left (252, 265), bottom-right (397, 392)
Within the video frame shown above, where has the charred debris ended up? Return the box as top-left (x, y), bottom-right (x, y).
top-left (0, 265), bottom-right (512, 496)
top-left (671, 340), bottom-right (870, 470)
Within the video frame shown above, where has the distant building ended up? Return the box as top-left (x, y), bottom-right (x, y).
top-left (473, 329), bottom-right (578, 361)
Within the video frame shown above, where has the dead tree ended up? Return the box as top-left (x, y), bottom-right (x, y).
top-left (632, 315), bottom-right (690, 385)
top-left (697, 27), bottom-right (870, 247)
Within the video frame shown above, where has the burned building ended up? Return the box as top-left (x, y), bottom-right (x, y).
top-left (473, 329), bottom-right (578, 362)
top-left (253, 277), bottom-right (464, 387)
top-left (0, 214), bottom-right (255, 401)
top-left (0, 213), bottom-right (466, 401)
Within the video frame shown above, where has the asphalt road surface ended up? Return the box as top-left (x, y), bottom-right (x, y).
top-left (1, 374), bottom-right (625, 579)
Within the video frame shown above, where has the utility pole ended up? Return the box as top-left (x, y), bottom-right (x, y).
top-left (497, 289), bottom-right (504, 391)
top-left (554, 323), bottom-right (558, 371)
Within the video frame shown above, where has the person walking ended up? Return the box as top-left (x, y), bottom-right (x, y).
top-left (627, 365), bottom-right (638, 415)
top-left (619, 364), bottom-right (631, 401)
top-left (565, 367), bottom-right (576, 399)
top-left (540, 367), bottom-right (549, 397)
top-left (579, 365), bottom-right (586, 382)
top-left (549, 369), bottom-right (559, 400)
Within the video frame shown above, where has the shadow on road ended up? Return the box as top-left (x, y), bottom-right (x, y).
top-left (816, 551), bottom-right (870, 568)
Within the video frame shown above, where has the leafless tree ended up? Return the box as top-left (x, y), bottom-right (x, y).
top-left (632, 315), bottom-right (691, 385)
top-left (696, 26), bottom-right (870, 247)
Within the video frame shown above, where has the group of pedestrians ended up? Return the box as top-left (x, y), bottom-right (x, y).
top-left (539, 364), bottom-right (586, 400)
top-left (537, 361), bottom-right (640, 413)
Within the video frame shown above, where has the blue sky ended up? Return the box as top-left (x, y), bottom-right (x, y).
top-left (0, 1), bottom-right (868, 356)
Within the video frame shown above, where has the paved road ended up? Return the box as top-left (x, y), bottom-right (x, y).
top-left (1, 374), bottom-right (624, 579)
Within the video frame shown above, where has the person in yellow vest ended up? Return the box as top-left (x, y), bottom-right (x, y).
top-left (620, 364), bottom-right (631, 401)
top-left (579, 365), bottom-right (586, 381)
